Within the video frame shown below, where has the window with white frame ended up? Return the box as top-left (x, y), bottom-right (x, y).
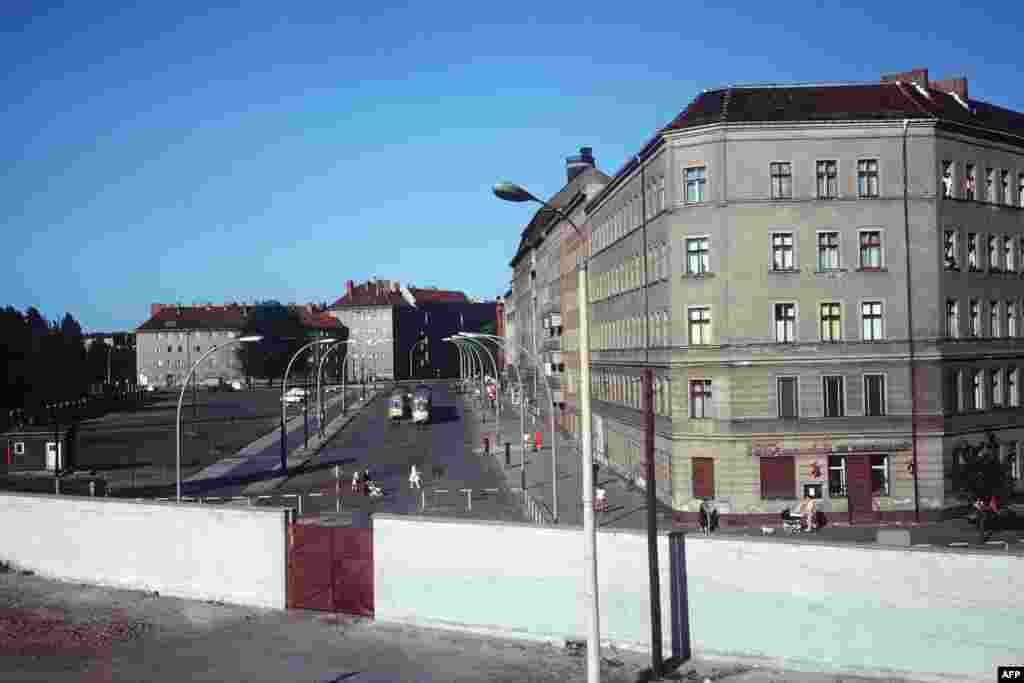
top-left (1002, 170), bottom-right (1011, 205)
top-left (972, 370), bottom-right (984, 410)
top-left (771, 232), bottom-right (794, 270)
top-left (1019, 173), bottom-right (1024, 207)
top-left (1006, 235), bottom-right (1016, 273)
top-left (941, 161), bottom-right (953, 198)
top-left (989, 235), bottom-right (1001, 271)
top-left (967, 233), bottom-right (979, 270)
top-left (657, 176), bottom-right (666, 212)
top-left (943, 369), bottom-right (960, 414)
top-left (857, 159), bottom-right (879, 197)
top-left (689, 379), bottom-right (712, 419)
top-left (688, 307), bottom-right (711, 345)
top-left (871, 455), bottom-right (890, 496)
top-left (828, 456), bottom-right (847, 497)
top-left (1010, 367), bottom-right (1019, 407)
top-left (685, 166), bottom-right (706, 203)
top-left (990, 300), bottom-right (1001, 337)
top-left (1009, 300), bottom-right (1018, 337)
top-left (986, 168), bottom-right (996, 202)
top-left (770, 162), bottom-right (792, 199)
top-left (818, 231), bottom-right (840, 270)
top-left (864, 374), bottom-right (886, 416)
top-left (862, 301), bottom-right (883, 340)
top-left (991, 368), bottom-right (1003, 407)
top-left (817, 160), bottom-right (838, 199)
top-left (823, 375), bottom-right (845, 417)
top-left (13, 442), bottom-right (25, 456)
top-left (969, 299), bottom-right (981, 336)
top-left (777, 377), bottom-right (798, 419)
top-left (965, 163), bottom-right (976, 200)
top-left (1008, 441), bottom-right (1020, 481)
top-left (820, 303), bottom-right (841, 342)
top-left (774, 303), bottom-right (796, 343)
top-left (686, 237), bottom-right (709, 275)
top-left (943, 230), bottom-right (958, 270)
top-left (859, 230), bottom-right (882, 268)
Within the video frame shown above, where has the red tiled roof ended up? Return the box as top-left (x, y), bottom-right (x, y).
top-left (136, 305), bottom-right (248, 332)
top-left (294, 307), bottom-right (343, 331)
top-left (408, 288), bottom-right (468, 304)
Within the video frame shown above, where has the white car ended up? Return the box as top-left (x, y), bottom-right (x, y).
top-left (229, 380), bottom-right (243, 391)
top-left (282, 388), bottom-right (308, 404)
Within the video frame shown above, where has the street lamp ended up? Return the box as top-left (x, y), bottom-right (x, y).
top-left (367, 338), bottom-right (392, 394)
top-left (494, 180), bottom-right (605, 681)
top-left (176, 334), bottom-right (262, 501)
top-left (317, 340), bottom-right (356, 438)
top-left (408, 338), bottom-right (428, 381)
top-left (461, 331), bottom-right (559, 523)
top-left (280, 338), bottom-right (336, 472)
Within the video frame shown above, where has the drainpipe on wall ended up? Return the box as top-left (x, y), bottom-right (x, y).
top-left (903, 118), bottom-right (921, 523)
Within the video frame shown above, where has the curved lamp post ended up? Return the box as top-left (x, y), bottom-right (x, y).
top-left (461, 331), bottom-right (558, 522)
top-left (446, 336), bottom-right (485, 413)
top-left (408, 338), bottom-right (428, 381)
top-left (280, 338), bottom-right (336, 471)
top-left (317, 340), bottom-right (356, 438)
top-left (456, 332), bottom-right (500, 418)
top-left (494, 180), bottom-right (608, 680)
top-left (176, 334), bottom-right (263, 501)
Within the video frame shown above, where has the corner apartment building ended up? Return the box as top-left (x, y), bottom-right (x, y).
top-left (135, 303), bottom-right (342, 388)
top-left (514, 68), bottom-right (1024, 523)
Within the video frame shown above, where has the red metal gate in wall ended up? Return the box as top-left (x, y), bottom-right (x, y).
top-left (287, 524), bottom-right (374, 617)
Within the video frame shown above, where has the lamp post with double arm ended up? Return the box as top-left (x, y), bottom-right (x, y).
top-left (317, 340), bottom-right (356, 438)
top-left (176, 334), bottom-right (262, 501)
top-left (280, 338), bottom-right (336, 472)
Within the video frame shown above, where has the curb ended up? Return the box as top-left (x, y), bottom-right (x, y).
top-left (242, 389), bottom-right (383, 496)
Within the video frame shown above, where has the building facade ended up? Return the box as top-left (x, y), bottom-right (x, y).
top-left (135, 303), bottom-right (343, 388)
top-left (511, 69), bottom-right (1024, 522)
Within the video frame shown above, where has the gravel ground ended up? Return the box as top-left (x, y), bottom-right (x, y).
top-left (0, 568), bottom-right (937, 683)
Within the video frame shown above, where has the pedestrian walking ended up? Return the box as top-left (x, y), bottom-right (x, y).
top-left (362, 467), bottom-right (372, 497)
top-left (409, 464), bottom-right (421, 490)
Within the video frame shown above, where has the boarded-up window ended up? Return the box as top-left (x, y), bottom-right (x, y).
top-left (777, 377), bottom-right (798, 418)
top-left (692, 457), bottom-right (714, 499)
top-left (760, 456), bottom-right (796, 499)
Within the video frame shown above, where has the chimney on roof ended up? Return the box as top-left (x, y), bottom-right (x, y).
top-left (881, 68), bottom-right (929, 90)
top-left (932, 76), bottom-right (968, 101)
top-left (566, 146), bottom-right (596, 183)
top-left (151, 303), bottom-right (165, 317)
top-left (346, 280), bottom-right (354, 297)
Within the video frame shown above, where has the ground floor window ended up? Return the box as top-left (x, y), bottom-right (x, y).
top-left (828, 456), bottom-right (847, 497)
top-left (1008, 441), bottom-right (1020, 482)
top-left (760, 456), bottom-right (796, 499)
top-left (871, 455), bottom-right (890, 496)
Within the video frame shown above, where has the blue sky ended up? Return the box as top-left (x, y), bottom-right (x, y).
top-left (3, 1), bottom-right (1021, 331)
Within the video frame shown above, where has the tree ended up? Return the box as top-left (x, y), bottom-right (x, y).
top-left (954, 431), bottom-right (1012, 500)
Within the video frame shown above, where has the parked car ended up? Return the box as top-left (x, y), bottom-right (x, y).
top-left (282, 388), bottom-right (308, 404)
top-left (229, 380), bottom-right (243, 391)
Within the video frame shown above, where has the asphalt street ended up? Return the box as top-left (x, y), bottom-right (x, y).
top-left (265, 382), bottom-right (524, 522)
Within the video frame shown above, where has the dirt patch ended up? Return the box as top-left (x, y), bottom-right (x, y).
top-left (0, 606), bottom-right (149, 657)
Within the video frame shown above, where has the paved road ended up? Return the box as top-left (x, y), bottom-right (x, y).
top-left (265, 383), bottom-right (524, 522)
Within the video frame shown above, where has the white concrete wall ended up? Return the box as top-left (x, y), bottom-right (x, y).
top-left (374, 515), bottom-right (1024, 682)
top-left (0, 494), bottom-right (287, 609)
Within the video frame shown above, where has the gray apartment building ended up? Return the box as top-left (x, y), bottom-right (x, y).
top-left (135, 303), bottom-right (342, 388)
top-left (510, 68), bottom-right (1024, 523)
top-left (509, 148), bottom-right (611, 423)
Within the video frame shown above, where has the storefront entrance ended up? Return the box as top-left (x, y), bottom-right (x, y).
top-left (845, 455), bottom-right (876, 523)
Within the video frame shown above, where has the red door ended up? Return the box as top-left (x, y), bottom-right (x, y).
top-left (692, 457), bottom-right (715, 500)
top-left (845, 455), bottom-right (875, 524)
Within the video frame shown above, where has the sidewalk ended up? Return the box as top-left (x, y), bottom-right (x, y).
top-left (467, 392), bottom-right (666, 528)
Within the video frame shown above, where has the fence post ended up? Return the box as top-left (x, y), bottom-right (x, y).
top-left (54, 477), bottom-right (60, 495)
top-left (421, 489), bottom-right (426, 510)
top-left (297, 494), bottom-right (303, 517)
top-left (335, 465), bottom-right (341, 513)
top-left (89, 481), bottom-right (95, 497)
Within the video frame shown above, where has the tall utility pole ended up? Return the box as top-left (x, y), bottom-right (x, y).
top-left (579, 259), bottom-right (600, 682)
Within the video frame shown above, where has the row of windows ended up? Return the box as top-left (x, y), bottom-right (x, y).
top-left (944, 299), bottom-right (1023, 338)
top-left (685, 300), bottom-right (887, 346)
top-left (592, 371), bottom-right (671, 416)
top-left (589, 241), bottom-right (670, 303)
top-left (153, 330), bottom-right (238, 341)
top-left (943, 230), bottom-right (1024, 273)
top-left (765, 230), bottom-right (884, 272)
top-left (594, 311), bottom-right (672, 350)
top-left (157, 344), bottom-right (218, 354)
top-left (694, 454), bottom-right (891, 501)
top-left (941, 161), bottom-right (1024, 206)
top-left (767, 159), bottom-right (879, 200)
top-left (688, 374), bottom-right (887, 420)
top-left (592, 175), bottom-right (667, 254)
top-left (336, 309), bottom-right (389, 322)
top-left (944, 367), bottom-right (1021, 412)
